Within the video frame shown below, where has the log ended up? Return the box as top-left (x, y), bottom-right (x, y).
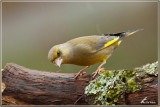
top-left (2, 63), bottom-right (158, 105)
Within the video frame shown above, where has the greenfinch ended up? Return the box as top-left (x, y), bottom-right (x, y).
top-left (48, 29), bottom-right (142, 79)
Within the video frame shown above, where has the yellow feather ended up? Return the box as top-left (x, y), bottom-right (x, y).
top-left (100, 37), bottom-right (119, 50)
top-left (52, 47), bottom-right (58, 58)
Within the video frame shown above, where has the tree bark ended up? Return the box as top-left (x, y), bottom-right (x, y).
top-left (2, 63), bottom-right (158, 105)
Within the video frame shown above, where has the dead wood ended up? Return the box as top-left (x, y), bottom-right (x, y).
top-left (2, 63), bottom-right (158, 105)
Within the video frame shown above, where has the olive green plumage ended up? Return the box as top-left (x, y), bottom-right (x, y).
top-left (48, 29), bottom-right (141, 67)
top-left (48, 29), bottom-right (142, 79)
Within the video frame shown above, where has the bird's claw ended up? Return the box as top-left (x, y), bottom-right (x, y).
top-left (91, 68), bottom-right (105, 79)
top-left (73, 66), bottom-right (89, 79)
top-left (74, 72), bottom-right (87, 79)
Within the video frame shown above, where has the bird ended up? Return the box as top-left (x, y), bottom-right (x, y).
top-left (48, 29), bottom-right (142, 79)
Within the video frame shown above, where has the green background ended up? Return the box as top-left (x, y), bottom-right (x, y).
top-left (2, 2), bottom-right (157, 74)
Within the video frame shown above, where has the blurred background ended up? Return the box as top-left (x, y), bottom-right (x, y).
top-left (2, 2), bottom-right (157, 74)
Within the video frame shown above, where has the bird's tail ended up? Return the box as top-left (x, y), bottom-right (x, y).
top-left (104, 29), bottom-right (143, 38)
top-left (123, 29), bottom-right (143, 38)
top-left (101, 29), bottom-right (143, 49)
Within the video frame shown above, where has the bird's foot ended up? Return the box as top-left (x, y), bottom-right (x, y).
top-left (91, 62), bottom-right (106, 79)
top-left (74, 66), bottom-right (89, 79)
top-left (91, 70), bottom-right (99, 79)
top-left (73, 72), bottom-right (86, 76)
top-left (99, 68), bottom-right (105, 73)
top-left (91, 68), bottom-right (104, 79)
top-left (74, 72), bottom-right (87, 79)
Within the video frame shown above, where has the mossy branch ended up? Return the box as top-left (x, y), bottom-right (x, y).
top-left (85, 61), bottom-right (158, 105)
top-left (2, 62), bottom-right (158, 105)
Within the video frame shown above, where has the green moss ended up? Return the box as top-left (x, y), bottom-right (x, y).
top-left (84, 61), bottom-right (158, 105)
top-left (116, 87), bottom-right (120, 92)
top-left (104, 70), bottom-right (110, 77)
top-left (128, 79), bottom-right (135, 87)
top-left (122, 70), bottom-right (135, 79)
top-left (96, 82), bottom-right (101, 88)
top-left (126, 78), bottom-right (141, 93)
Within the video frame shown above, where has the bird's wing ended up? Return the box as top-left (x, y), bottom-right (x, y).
top-left (67, 35), bottom-right (120, 53)
top-left (94, 35), bottom-right (120, 51)
top-left (67, 29), bottom-right (141, 53)
top-left (67, 36), bottom-right (99, 53)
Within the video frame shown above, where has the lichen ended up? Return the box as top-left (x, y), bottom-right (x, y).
top-left (135, 61), bottom-right (158, 76)
top-left (84, 61), bottom-right (158, 105)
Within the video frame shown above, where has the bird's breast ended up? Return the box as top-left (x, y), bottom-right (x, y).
top-left (67, 46), bottom-right (114, 66)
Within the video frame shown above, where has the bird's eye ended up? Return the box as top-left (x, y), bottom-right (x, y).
top-left (57, 51), bottom-right (61, 57)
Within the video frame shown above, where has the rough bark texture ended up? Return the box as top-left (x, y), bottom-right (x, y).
top-left (125, 76), bottom-right (158, 105)
top-left (2, 63), bottom-right (158, 105)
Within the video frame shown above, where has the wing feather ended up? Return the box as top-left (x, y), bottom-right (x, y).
top-left (67, 35), bottom-right (120, 53)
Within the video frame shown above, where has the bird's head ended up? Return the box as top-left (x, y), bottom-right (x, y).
top-left (48, 44), bottom-right (64, 67)
top-left (48, 43), bottom-right (71, 67)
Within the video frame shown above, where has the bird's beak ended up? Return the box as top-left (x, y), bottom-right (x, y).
top-left (53, 57), bottom-right (63, 67)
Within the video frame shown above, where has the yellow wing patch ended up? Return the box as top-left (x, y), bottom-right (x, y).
top-left (100, 37), bottom-right (119, 50)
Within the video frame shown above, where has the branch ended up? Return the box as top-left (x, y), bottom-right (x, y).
top-left (2, 62), bottom-right (158, 105)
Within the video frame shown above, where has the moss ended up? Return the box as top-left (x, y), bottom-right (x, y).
top-left (85, 61), bottom-right (158, 105)
top-left (104, 70), bottom-right (110, 77)
top-left (128, 79), bottom-right (135, 86)
top-left (122, 70), bottom-right (135, 79)
top-left (126, 78), bottom-right (141, 93)
top-left (96, 82), bottom-right (101, 88)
